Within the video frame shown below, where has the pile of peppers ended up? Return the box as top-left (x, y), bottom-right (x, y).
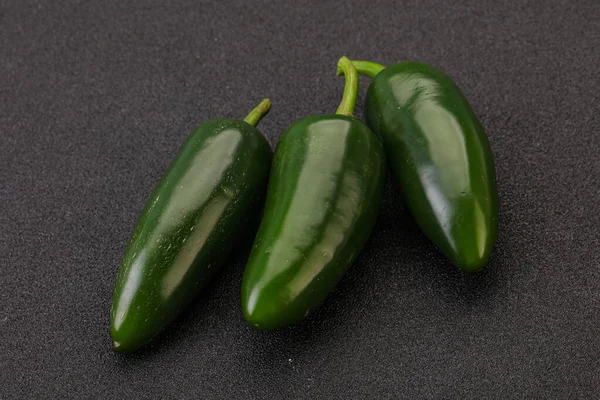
top-left (110, 57), bottom-right (498, 352)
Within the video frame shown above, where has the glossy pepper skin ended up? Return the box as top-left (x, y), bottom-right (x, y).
top-left (355, 60), bottom-right (498, 272)
top-left (241, 58), bottom-right (386, 330)
top-left (110, 100), bottom-right (273, 353)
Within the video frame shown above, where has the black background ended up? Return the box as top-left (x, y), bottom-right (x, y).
top-left (1, 1), bottom-right (599, 398)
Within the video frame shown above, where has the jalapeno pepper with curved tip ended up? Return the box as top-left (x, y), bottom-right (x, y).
top-left (352, 60), bottom-right (498, 272)
top-left (110, 99), bottom-right (273, 353)
top-left (241, 57), bottom-right (386, 331)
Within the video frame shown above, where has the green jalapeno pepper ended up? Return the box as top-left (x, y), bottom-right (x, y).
top-left (352, 60), bottom-right (498, 272)
top-left (110, 99), bottom-right (273, 352)
top-left (241, 57), bottom-right (386, 331)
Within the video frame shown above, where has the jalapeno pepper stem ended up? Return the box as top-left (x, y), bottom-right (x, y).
top-left (351, 60), bottom-right (386, 78)
top-left (335, 56), bottom-right (359, 117)
top-left (243, 98), bottom-right (272, 127)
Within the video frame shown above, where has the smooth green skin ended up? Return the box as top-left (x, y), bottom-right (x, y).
top-left (360, 61), bottom-right (498, 272)
top-left (110, 119), bottom-right (272, 352)
top-left (241, 115), bottom-right (386, 330)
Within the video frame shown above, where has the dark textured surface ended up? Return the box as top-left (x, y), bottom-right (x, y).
top-left (1, 0), bottom-right (599, 398)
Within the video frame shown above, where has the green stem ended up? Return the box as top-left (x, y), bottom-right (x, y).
top-left (352, 60), bottom-right (386, 78)
top-left (243, 98), bottom-right (272, 126)
top-left (335, 56), bottom-right (359, 117)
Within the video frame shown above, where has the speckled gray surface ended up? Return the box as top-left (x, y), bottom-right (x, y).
top-left (1, 0), bottom-right (599, 398)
